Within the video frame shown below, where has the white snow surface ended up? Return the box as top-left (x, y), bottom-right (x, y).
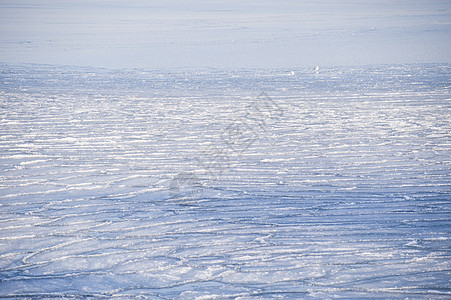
top-left (0, 63), bottom-right (450, 298)
top-left (0, 0), bottom-right (450, 69)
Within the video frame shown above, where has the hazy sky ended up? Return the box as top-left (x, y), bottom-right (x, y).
top-left (0, 0), bottom-right (450, 69)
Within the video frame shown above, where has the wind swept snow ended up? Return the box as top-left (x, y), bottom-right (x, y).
top-left (0, 63), bottom-right (450, 298)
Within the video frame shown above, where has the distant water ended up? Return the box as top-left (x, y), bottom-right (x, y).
top-left (0, 63), bottom-right (450, 298)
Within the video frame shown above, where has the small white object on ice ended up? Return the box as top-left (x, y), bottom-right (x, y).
top-left (314, 66), bottom-right (319, 72)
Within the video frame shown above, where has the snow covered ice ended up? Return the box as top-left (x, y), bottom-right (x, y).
top-left (0, 63), bottom-right (450, 298)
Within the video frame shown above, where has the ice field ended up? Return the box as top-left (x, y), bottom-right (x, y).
top-left (0, 63), bottom-right (450, 298)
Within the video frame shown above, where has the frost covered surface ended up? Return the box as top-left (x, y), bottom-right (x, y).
top-left (0, 63), bottom-right (450, 298)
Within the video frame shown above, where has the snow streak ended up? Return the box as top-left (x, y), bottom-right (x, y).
top-left (0, 63), bottom-right (450, 298)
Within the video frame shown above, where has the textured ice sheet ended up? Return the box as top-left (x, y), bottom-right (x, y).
top-left (0, 63), bottom-right (450, 298)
